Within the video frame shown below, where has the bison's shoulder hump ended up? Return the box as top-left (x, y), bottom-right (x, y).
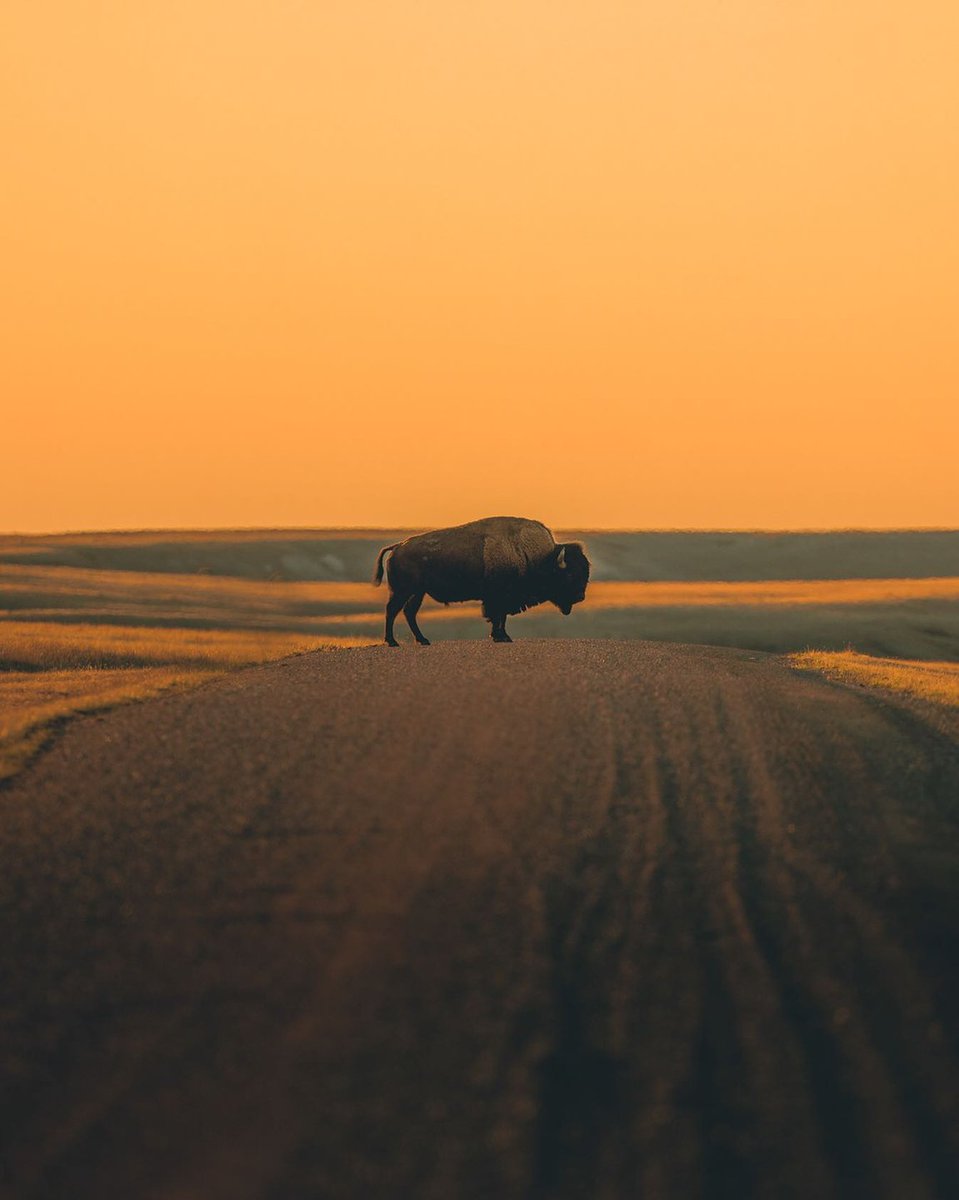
top-left (482, 520), bottom-right (555, 576)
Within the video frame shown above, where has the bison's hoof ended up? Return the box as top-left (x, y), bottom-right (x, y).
top-left (491, 634), bottom-right (513, 644)
top-left (385, 638), bottom-right (400, 647)
top-left (415, 638), bottom-right (431, 646)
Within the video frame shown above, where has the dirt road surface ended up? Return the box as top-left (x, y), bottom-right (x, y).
top-left (2, 641), bottom-right (957, 1199)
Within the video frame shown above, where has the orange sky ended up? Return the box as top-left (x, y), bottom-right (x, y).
top-left (2, 2), bottom-right (957, 532)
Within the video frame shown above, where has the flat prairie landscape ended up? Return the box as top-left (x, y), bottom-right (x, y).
top-left (2, 531), bottom-right (959, 1199)
top-left (3, 528), bottom-right (959, 779)
top-left (2, 528), bottom-right (958, 777)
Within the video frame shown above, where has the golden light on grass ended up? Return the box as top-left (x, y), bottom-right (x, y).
top-left (0, 563), bottom-right (378, 620)
top-left (791, 651), bottom-right (959, 708)
top-left (0, 668), bottom-right (218, 783)
top-left (578, 578), bottom-right (959, 610)
top-left (0, 619), bottom-right (373, 671)
top-left (4, 568), bottom-right (959, 629)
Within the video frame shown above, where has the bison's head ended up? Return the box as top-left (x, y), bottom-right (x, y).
top-left (547, 541), bottom-right (590, 615)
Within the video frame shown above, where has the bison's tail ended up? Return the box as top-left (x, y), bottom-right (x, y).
top-left (372, 543), bottom-right (398, 586)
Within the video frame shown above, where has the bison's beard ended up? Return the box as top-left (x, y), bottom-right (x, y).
top-left (558, 601), bottom-right (573, 615)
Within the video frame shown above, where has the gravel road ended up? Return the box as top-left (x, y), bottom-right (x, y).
top-left (1, 641), bottom-right (957, 1199)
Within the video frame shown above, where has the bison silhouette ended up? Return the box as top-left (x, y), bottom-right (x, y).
top-left (373, 516), bottom-right (590, 645)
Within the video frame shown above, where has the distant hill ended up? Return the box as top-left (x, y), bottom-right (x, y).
top-left (1, 528), bottom-right (957, 583)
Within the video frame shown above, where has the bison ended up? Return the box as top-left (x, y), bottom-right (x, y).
top-left (372, 516), bottom-right (590, 645)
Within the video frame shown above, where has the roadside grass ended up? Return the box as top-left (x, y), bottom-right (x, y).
top-left (0, 668), bottom-right (219, 782)
top-left (790, 651), bottom-right (959, 708)
top-left (0, 619), bottom-right (377, 782)
top-left (0, 619), bottom-right (374, 671)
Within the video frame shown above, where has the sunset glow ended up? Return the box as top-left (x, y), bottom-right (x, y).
top-left (3, 2), bottom-right (957, 531)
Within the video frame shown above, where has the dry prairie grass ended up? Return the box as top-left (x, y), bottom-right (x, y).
top-left (0, 668), bottom-right (219, 782)
top-left (582, 578), bottom-right (959, 608)
top-left (6, 564), bottom-right (957, 629)
top-left (0, 604), bottom-right (375, 778)
top-left (0, 619), bottom-right (373, 671)
top-left (0, 563), bottom-right (377, 624)
top-left (791, 651), bottom-right (959, 708)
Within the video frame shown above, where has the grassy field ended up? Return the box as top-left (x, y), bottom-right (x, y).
top-left (2, 529), bottom-right (958, 779)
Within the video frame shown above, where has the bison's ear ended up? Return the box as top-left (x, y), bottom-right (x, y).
top-left (556, 546), bottom-right (567, 569)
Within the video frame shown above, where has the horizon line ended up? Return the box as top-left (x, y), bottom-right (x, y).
top-left (3, 524), bottom-right (958, 539)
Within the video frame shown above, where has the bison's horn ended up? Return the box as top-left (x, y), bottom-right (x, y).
top-left (556, 546), bottom-right (567, 568)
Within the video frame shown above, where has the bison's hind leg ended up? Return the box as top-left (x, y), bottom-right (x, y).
top-left (384, 590), bottom-right (408, 646)
top-left (403, 592), bottom-right (430, 645)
